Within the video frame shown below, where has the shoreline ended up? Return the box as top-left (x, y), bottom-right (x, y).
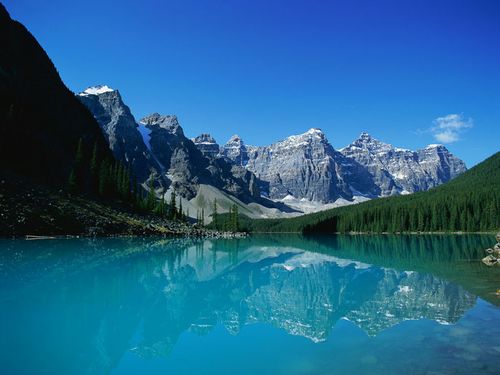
top-left (0, 231), bottom-right (249, 241)
top-left (245, 231), bottom-right (498, 235)
top-left (1, 231), bottom-right (495, 240)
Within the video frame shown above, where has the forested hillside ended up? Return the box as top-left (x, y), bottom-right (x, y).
top-left (238, 152), bottom-right (499, 233)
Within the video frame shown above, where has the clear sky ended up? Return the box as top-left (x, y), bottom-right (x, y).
top-left (5, 0), bottom-right (499, 166)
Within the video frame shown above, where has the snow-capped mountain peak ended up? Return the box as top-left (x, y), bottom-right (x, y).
top-left (227, 134), bottom-right (244, 144)
top-left (78, 85), bottom-right (115, 96)
top-left (425, 144), bottom-right (445, 149)
top-left (305, 128), bottom-right (324, 135)
top-left (340, 134), bottom-right (466, 196)
top-left (348, 132), bottom-right (393, 154)
top-left (280, 128), bottom-right (328, 148)
top-left (359, 132), bottom-right (372, 140)
top-left (220, 134), bottom-right (249, 165)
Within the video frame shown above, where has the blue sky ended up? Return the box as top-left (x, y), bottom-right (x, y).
top-left (5, 0), bottom-right (499, 166)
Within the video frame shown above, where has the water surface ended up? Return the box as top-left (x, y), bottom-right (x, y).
top-left (1, 235), bottom-right (499, 374)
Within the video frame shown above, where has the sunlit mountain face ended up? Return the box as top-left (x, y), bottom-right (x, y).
top-left (1, 235), bottom-right (499, 374)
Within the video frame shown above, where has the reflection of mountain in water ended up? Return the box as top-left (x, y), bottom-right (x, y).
top-left (0, 235), bottom-right (489, 374)
top-left (144, 244), bottom-right (475, 348)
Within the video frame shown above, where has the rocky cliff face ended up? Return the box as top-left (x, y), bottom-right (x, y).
top-left (222, 129), bottom-right (379, 202)
top-left (79, 88), bottom-right (262, 202)
top-left (78, 87), bottom-right (162, 182)
top-left (340, 133), bottom-right (467, 195)
top-left (192, 133), bottom-right (220, 158)
top-left (138, 114), bottom-right (261, 201)
top-left (221, 130), bottom-right (466, 204)
top-left (79, 84), bottom-right (467, 208)
top-left (138, 113), bottom-right (212, 198)
top-left (220, 135), bottom-right (250, 166)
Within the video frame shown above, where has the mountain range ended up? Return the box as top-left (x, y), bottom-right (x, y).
top-left (0, 2), bottom-right (472, 230)
top-left (237, 151), bottom-right (499, 233)
top-left (78, 85), bottom-right (466, 218)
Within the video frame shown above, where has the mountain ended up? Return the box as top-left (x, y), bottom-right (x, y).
top-left (220, 134), bottom-right (250, 166)
top-left (219, 129), bottom-right (465, 207)
top-left (237, 151), bottom-right (499, 233)
top-left (221, 129), bottom-right (377, 203)
top-left (78, 90), bottom-right (278, 220)
top-left (0, 4), bottom-right (110, 184)
top-left (192, 133), bottom-right (220, 158)
top-left (339, 132), bottom-right (467, 196)
top-left (0, 5), bottom-right (199, 237)
top-left (78, 86), bottom-right (162, 183)
top-left (78, 88), bottom-right (256, 200)
top-left (76, 83), bottom-right (468, 218)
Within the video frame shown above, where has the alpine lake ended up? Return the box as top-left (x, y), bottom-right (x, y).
top-left (1, 234), bottom-right (499, 374)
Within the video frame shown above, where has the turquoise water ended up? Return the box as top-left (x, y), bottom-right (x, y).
top-left (1, 235), bottom-right (499, 374)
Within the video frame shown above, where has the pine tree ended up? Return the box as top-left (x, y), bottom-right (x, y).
top-left (117, 163), bottom-right (124, 198)
top-left (68, 169), bottom-right (77, 193)
top-left (146, 177), bottom-right (156, 211)
top-left (212, 199), bottom-right (218, 229)
top-left (132, 176), bottom-right (140, 207)
top-left (74, 138), bottom-right (85, 186)
top-left (98, 159), bottom-right (110, 197)
top-left (68, 137), bottom-right (85, 193)
top-left (232, 204), bottom-right (239, 232)
top-left (169, 191), bottom-right (177, 220)
top-left (89, 142), bottom-right (99, 194)
top-left (121, 166), bottom-right (130, 201)
top-left (178, 198), bottom-right (183, 221)
top-left (156, 197), bottom-right (165, 216)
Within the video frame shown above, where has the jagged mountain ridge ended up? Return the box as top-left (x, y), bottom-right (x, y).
top-left (78, 87), bottom-right (263, 211)
top-left (218, 129), bottom-right (466, 204)
top-left (78, 87), bottom-right (162, 183)
top-left (340, 132), bottom-right (467, 196)
top-left (192, 133), bottom-right (220, 158)
top-left (78, 83), bottom-right (466, 211)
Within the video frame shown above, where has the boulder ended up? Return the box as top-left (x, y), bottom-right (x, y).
top-left (482, 255), bottom-right (499, 266)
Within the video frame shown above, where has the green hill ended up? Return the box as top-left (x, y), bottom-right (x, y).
top-left (238, 152), bottom-right (500, 233)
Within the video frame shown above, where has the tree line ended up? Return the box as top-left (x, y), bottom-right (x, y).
top-left (236, 151), bottom-right (500, 233)
top-left (66, 138), bottom-right (190, 221)
top-left (66, 138), bottom-right (244, 230)
top-left (210, 199), bottom-right (240, 232)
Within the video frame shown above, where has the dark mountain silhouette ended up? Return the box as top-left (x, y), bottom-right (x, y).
top-left (0, 4), bottom-right (110, 185)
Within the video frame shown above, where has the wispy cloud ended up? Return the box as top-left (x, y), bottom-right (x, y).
top-left (430, 114), bottom-right (473, 143)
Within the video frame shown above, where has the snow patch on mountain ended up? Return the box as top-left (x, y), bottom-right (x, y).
top-left (78, 85), bottom-right (115, 96)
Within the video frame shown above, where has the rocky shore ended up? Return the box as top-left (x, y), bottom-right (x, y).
top-left (0, 175), bottom-right (247, 239)
top-left (482, 233), bottom-right (500, 266)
